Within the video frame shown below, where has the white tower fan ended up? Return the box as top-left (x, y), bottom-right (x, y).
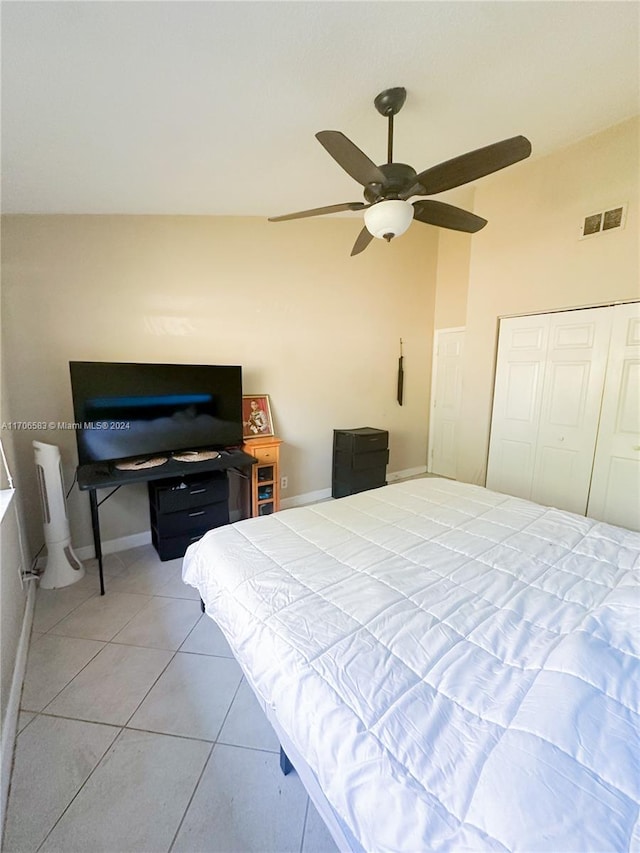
top-left (33, 440), bottom-right (84, 588)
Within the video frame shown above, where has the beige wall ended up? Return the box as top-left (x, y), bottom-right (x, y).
top-left (456, 116), bottom-right (639, 484)
top-left (3, 117), bottom-right (637, 553)
top-left (1, 215), bottom-right (438, 552)
top-left (433, 187), bottom-right (474, 330)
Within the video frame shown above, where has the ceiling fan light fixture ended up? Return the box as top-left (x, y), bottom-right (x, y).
top-left (364, 200), bottom-right (414, 241)
top-left (268, 87), bottom-right (532, 255)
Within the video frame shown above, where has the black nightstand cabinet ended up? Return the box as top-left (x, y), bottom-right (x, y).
top-left (148, 472), bottom-right (229, 561)
top-left (332, 428), bottom-right (389, 499)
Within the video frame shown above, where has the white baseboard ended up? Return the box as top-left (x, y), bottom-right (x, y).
top-left (280, 487), bottom-right (332, 510)
top-left (74, 530), bottom-right (152, 561)
top-left (279, 468), bottom-right (428, 510)
top-left (387, 465), bottom-right (428, 482)
top-left (1, 580), bottom-right (36, 840)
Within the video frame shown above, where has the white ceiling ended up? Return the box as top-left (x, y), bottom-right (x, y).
top-left (2, 1), bottom-right (638, 216)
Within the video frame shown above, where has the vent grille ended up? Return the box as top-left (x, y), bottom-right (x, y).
top-left (36, 463), bottom-right (51, 524)
top-left (580, 204), bottom-right (627, 239)
top-left (64, 544), bottom-right (83, 571)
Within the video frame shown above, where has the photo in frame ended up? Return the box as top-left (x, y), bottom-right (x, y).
top-left (242, 395), bottom-right (274, 439)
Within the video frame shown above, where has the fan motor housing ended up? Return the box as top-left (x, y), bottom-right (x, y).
top-left (365, 163), bottom-right (417, 203)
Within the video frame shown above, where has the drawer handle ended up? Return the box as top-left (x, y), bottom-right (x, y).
top-left (188, 510), bottom-right (205, 517)
top-left (190, 488), bottom-right (206, 495)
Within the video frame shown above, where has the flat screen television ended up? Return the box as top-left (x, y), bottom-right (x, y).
top-left (69, 361), bottom-right (243, 467)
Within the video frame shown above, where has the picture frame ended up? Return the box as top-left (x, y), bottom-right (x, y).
top-left (242, 395), bottom-right (274, 439)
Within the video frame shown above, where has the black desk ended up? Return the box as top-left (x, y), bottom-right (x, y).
top-left (77, 449), bottom-right (257, 594)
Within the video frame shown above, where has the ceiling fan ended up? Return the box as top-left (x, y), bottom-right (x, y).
top-left (268, 87), bottom-right (532, 256)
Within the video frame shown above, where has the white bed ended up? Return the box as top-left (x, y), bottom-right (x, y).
top-left (182, 477), bottom-right (640, 853)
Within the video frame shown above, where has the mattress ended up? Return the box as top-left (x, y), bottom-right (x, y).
top-left (182, 477), bottom-right (640, 853)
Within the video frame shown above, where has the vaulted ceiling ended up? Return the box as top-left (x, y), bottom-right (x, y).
top-left (2, 1), bottom-right (638, 215)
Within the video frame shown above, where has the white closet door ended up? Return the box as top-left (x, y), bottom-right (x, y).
top-left (486, 315), bottom-right (549, 500)
top-left (428, 328), bottom-right (465, 478)
top-left (530, 307), bottom-right (612, 515)
top-left (587, 302), bottom-right (640, 531)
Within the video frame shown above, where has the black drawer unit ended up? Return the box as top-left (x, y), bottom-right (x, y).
top-left (332, 427), bottom-right (389, 499)
top-left (148, 472), bottom-right (229, 561)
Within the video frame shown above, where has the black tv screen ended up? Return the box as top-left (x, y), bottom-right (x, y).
top-left (69, 362), bottom-right (243, 467)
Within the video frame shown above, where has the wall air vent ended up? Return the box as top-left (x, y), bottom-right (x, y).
top-left (579, 203), bottom-right (627, 240)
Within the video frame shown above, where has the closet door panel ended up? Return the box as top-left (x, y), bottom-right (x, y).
top-left (587, 303), bottom-right (640, 531)
top-left (531, 308), bottom-right (612, 515)
top-left (486, 316), bottom-right (549, 499)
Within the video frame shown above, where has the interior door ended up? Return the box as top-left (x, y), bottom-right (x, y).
top-left (486, 315), bottom-right (549, 499)
top-left (587, 302), bottom-right (640, 531)
top-left (428, 328), bottom-right (464, 479)
top-left (530, 307), bottom-right (612, 515)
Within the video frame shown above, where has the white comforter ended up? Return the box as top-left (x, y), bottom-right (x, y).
top-left (182, 478), bottom-right (640, 853)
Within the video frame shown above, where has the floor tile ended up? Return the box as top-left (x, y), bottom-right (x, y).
top-left (9, 544), bottom-right (336, 853)
top-left (16, 711), bottom-right (36, 734)
top-left (172, 743), bottom-right (308, 853)
top-left (82, 551), bottom-right (127, 576)
top-left (68, 558), bottom-right (126, 596)
top-left (47, 591), bottom-right (151, 641)
top-left (302, 801), bottom-right (341, 853)
top-left (112, 596), bottom-right (201, 650)
top-left (115, 543), bottom-right (157, 569)
top-left (157, 563), bottom-right (201, 600)
top-left (106, 557), bottom-right (179, 596)
top-left (180, 613), bottom-right (234, 657)
top-left (20, 634), bottom-right (105, 711)
top-left (39, 729), bottom-right (210, 853)
top-left (2, 715), bottom-right (118, 853)
top-left (32, 586), bottom-right (96, 633)
top-left (156, 555), bottom-right (183, 572)
top-left (45, 643), bottom-right (173, 725)
top-left (74, 575), bottom-right (105, 598)
top-left (218, 679), bottom-right (280, 753)
top-left (40, 554), bottom-right (126, 601)
top-left (129, 651), bottom-right (242, 741)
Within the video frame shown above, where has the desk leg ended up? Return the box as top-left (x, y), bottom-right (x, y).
top-left (89, 489), bottom-right (105, 595)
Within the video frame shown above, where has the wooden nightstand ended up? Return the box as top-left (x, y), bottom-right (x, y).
top-left (242, 437), bottom-right (282, 517)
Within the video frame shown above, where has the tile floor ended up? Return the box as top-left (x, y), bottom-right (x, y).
top-left (4, 545), bottom-right (339, 853)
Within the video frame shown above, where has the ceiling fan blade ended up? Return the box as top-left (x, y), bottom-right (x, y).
top-left (403, 135), bottom-right (532, 197)
top-left (413, 200), bottom-right (487, 233)
top-left (350, 226), bottom-right (374, 256)
top-left (268, 202), bottom-right (368, 222)
top-left (316, 131), bottom-right (387, 188)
